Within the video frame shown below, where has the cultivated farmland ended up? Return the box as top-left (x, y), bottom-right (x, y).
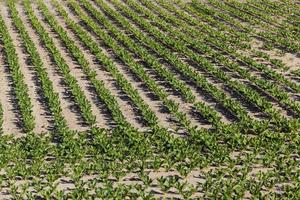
top-left (0, 0), bottom-right (300, 198)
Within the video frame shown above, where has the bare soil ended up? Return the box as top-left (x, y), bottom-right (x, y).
top-left (0, 0), bottom-right (299, 199)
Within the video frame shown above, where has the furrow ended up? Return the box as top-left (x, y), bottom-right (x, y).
top-left (15, 4), bottom-right (85, 131)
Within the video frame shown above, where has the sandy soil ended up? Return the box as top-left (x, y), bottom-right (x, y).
top-left (0, 38), bottom-right (20, 135)
top-left (0, 0), bottom-right (298, 133)
top-left (32, 2), bottom-right (112, 129)
top-left (44, 0), bottom-right (152, 130)
top-left (15, 3), bottom-right (88, 132)
top-left (0, 0), bottom-right (298, 135)
top-left (0, 0), bottom-right (299, 199)
top-left (62, 0), bottom-right (180, 130)
top-left (107, 0), bottom-right (271, 120)
top-left (251, 39), bottom-right (300, 75)
top-left (1, 5), bottom-right (53, 134)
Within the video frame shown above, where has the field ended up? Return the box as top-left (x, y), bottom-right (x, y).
top-left (0, 0), bottom-right (300, 198)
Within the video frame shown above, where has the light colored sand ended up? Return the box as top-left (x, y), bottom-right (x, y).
top-left (16, 3), bottom-right (86, 132)
top-left (61, 1), bottom-right (178, 130)
top-left (31, 2), bottom-right (112, 129)
top-left (44, 0), bottom-right (148, 130)
top-left (1, 5), bottom-right (52, 134)
top-left (0, 0), bottom-right (298, 199)
top-left (251, 39), bottom-right (300, 74)
top-left (103, 0), bottom-right (250, 122)
top-left (0, 40), bottom-right (21, 135)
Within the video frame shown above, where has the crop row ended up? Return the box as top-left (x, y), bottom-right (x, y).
top-left (74, 0), bottom-right (300, 150)
top-left (68, 0), bottom-right (206, 133)
top-left (0, 13), bottom-right (35, 132)
top-left (207, 0), bottom-right (300, 53)
top-left (146, 0), bottom-right (298, 94)
top-left (36, 0), bottom-right (134, 129)
top-left (133, 0), bottom-right (300, 118)
top-left (78, 0), bottom-right (231, 129)
top-left (7, 0), bottom-right (68, 133)
top-left (108, 0), bottom-right (294, 127)
top-left (92, 0), bottom-right (253, 124)
top-left (50, 0), bottom-right (214, 164)
top-left (0, 0), bottom-right (299, 198)
top-left (189, 0), bottom-right (295, 71)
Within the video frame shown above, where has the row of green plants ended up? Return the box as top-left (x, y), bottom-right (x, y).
top-left (155, 0), bottom-right (251, 50)
top-left (35, 0), bottom-right (207, 172)
top-left (0, 13), bottom-right (35, 132)
top-left (252, 0), bottom-right (300, 34)
top-left (59, 0), bottom-right (267, 175)
top-left (94, 0), bottom-right (297, 144)
top-left (82, 0), bottom-right (196, 103)
top-left (147, 0), bottom-right (298, 94)
top-left (78, 0), bottom-right (229, 130)
top-left (136, 0), bottom-right (300, 119)
top-left (189, 0), bottom-right (296, 72)
top-left (0, 0), bottom-right (299, 198)
top-left (51, 0), bottom-right (161, 128)
top-left (154, 0), bottom-right (300, 128)
top-left (68, 0), bottom-right (205, 134)
top-left (92, 0), bottom-right (300, 140)
top-left (0, 0), bottom-right (296, 136)
top-left (80, 0), bottom-right (276, 155)
top-left (92, 0), bottom-right (252, 124)
top-left (228, 0), bottom-right (300, 43)
top-left (39, 2), bottom-right (218, 164)
top-left (70, 2), bottom-right (253, 163)
top-left (24, 0), bottom-right (97, 127)
top-left (87, 0), bottom-right (287, 152)
top-left (1, 123), bottom-right (300, 198)
top-left (191, 0), bottom-right (300, 79)
top-left (82, 0), bottom-right (292, 153)
top-left (7, 0), bottom-right (68, 133)
top-left (178, 0), bottom-right (250, 43)
top-left (207, 0), bottom-right (300, 53)
top-left (35, 0), bottom-right (133, 129)
top-left (250, 0), bottom-right (297, 16)
top-left (154, 0), bottom-right (296, 89)
top-left (108, 0), bottom-right (293, 127)
top-left (51, 0), bottom-right (216, 170)
top-left (55, 0), bottom-right (217, 162)
top-left (187, 0), bottom-right (290, 71)
top-left (76, 0), bottom-right (300, 156)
